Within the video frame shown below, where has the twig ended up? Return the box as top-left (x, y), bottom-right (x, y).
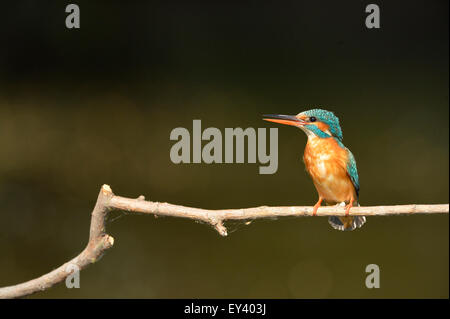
top-left (0, 184), bottom-right (448, 298)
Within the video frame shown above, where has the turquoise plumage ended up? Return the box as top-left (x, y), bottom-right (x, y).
top-left (346, 148), bottom-right (360, 199)
top-left (301, 109), bottom-right (343, 140)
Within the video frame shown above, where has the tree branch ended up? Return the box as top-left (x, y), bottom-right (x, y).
top-left (0, 184), bottom-right (448, 298)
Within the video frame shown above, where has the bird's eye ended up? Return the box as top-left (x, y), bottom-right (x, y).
top-left (309, 116), bottom-right (317, 122)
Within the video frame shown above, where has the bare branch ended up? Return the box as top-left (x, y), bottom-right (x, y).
top-left (0, 185), bottom-right (114, 299)
top-left (0, 184), bottom-right (448, 298)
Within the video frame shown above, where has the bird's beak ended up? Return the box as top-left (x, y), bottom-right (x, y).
top-left (262, 114), bottom-right (306, 127)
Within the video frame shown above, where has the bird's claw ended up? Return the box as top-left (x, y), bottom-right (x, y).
top-left (344, 201), bottom-right (353, 216)
top-left (312, 199), bottom-right (323, 216)
top-left (312, 205), bottom-right (319, 216)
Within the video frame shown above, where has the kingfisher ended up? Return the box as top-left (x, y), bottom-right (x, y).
top-left (263, 109), bottom-right (365, 231)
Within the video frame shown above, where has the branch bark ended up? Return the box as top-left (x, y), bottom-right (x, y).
top-left (0, 184), bottom-right (448, 298)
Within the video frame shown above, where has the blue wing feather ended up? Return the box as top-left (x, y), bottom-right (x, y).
top-left (345, 148), bottom-right (360, 199)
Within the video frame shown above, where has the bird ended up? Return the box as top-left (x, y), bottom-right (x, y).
top-left (263, 109), bottom-right (366, 231)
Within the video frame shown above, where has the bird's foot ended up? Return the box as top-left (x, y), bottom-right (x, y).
top-left (312, 197), bottom-right (323, 216)
top-left (344, 201), bottom-right (354, 216)
top-left (312, 204), bottom-right (320, 216)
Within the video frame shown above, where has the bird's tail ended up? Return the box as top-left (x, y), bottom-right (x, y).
top-left (328, 203), bottom-right (366, 231)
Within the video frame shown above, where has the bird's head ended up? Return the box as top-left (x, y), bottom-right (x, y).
top-left (263, 108), bottom-right (343, 140)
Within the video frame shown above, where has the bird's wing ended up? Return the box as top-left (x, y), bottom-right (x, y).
top-left (345, 148), bottom-right (360, 199)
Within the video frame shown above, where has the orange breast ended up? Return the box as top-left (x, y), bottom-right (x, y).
top-left (303, 137), bottom-right (356, 204)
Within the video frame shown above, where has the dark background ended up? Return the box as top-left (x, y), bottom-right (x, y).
top-left (0, 0), bottom-right (448, 298)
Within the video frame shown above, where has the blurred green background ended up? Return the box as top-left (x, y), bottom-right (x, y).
top-left (0, 0), bottom-right (448, 298)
